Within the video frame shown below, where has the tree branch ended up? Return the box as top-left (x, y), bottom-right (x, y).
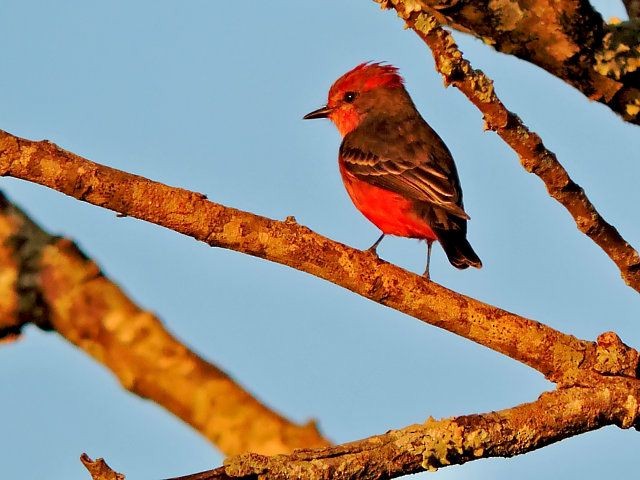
top-left (95, 379), bottom-right (640, 480)
top-left (375, 0), bottom-right (640, 124)
top-left (374, 6), bottom-right (640, 292)
top-left (0, 192), bottom-right (329, 456)
top-left (1, 130), bottom-right (637, 384)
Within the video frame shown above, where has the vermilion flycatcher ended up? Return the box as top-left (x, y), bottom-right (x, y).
top-left (304, 62), bottom-right (481, 277)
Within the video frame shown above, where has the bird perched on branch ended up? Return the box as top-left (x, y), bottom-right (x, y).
top-left (304, 62), bottom-right (481, 278)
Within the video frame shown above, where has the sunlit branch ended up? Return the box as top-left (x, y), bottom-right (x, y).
top-left (0, 192), bottom-right (329, 456)
top-left (0, 130), bottom-right (634, 382)
top-left (89, 380), bottom-right (640, 480)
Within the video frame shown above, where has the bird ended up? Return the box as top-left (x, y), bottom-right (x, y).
top-left (303, 62), bottom-right (481, 278)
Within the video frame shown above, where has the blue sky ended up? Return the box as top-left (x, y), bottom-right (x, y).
top-left (1, 1), bottom-right (638, 479)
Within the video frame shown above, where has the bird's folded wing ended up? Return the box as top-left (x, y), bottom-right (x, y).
top-left (340, 135), bottom-right (470, 220)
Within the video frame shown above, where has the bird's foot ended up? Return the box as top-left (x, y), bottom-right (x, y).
top-left (366, 245), bottom-right (380, 257)
top-left (422, 268), bottom-right (431, 281)
top-left (423, 240), bottom-right (433, 280)
top-left (366, 233), bottom-right (385, 257)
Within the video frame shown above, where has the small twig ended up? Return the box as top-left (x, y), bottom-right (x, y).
top-left (81, 454), bottom-right (125, 480)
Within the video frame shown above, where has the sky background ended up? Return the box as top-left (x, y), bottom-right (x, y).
top-left (1, 1), bottom-right (638, 479)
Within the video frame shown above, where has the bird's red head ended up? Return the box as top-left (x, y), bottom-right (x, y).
top-left (304, 62), bottom-right (405, 136)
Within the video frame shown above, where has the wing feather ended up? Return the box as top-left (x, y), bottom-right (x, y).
top-left (340, 114), bottom-right (469, 220)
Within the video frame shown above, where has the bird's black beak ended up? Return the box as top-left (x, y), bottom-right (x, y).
top-left (303, 105), bottom-right (332, 120)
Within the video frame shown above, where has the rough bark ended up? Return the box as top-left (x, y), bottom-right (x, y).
top-left (0, 193), bottom-right (329, 456)
top-left (376, 0), bottom-right (640, 124)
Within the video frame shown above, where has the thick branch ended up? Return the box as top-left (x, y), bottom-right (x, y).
top-left (378, 8), bottom-right (640, 292)
top-left (98, 380), bottom-right (640, 480)
top-left (2, 130), bottom-right (635, 384)
top-left (0, 193), bottom-right (329, 456)
top-left (376, 0), bottom-right (640, 124)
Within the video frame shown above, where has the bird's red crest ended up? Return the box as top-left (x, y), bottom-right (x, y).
top-left (321, 63), bottom-right (405, 136)
top-left (329, 62), bottom-right (404, 99)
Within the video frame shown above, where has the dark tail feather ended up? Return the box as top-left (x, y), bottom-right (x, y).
top-left (435, 229), bottom-right (482, 270)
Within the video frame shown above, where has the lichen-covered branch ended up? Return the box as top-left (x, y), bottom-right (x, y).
top-left (96, 378), bottom-right (640, 480)
top-left (0, 192), bottom-right (329, 456)
top-left (2, 130), bottom-right (637, 384)
top-left (376, 7), bottom-right (640, 292)
top-left (376, 0), bottom-right (640, 124)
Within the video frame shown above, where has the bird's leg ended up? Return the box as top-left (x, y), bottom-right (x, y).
top-left (366, 233), bottom-right (386, 255)
top-left (423, 240), bottom-right (434, 280)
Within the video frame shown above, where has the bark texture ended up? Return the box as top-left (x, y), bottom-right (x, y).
top-left (0, 193), bottom-right (329, 456)
top-left (376, 0), bottom-right (640, 124)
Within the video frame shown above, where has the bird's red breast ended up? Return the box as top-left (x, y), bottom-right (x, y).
top-left (339, 162), bottom-right (438, 241)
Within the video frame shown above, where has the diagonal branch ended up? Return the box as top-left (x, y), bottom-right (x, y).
top-left (89, 379), bottom-right (640, 480)
top-left (1, 130), bottom-right (636, 383)
top-left (0, 192), bottom-right (329, 456)
top-left (375, 0), bottom-right (640, 124)
top-left (377, 5), bottom-right (640, 293)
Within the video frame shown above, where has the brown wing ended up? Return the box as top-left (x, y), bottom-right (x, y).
top-left (339, 113), bottom-right (469, 220)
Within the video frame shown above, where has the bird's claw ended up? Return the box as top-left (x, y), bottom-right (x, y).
top-left (366, 245), bottom-right (380, 257)
top-left (366, 233), bottom-right (385, 256)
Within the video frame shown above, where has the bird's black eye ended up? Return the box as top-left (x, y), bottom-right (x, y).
top-left (343, 91), bottom-right (357, 103)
